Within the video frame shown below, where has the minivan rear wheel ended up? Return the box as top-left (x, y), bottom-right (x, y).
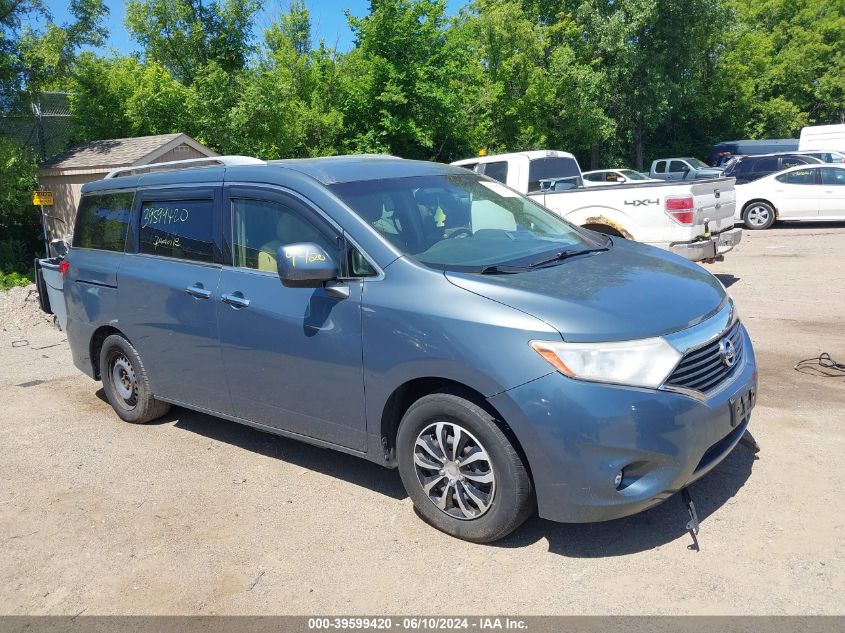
top-left (396, 393), bottom-right (534, 543)
top-left (100, 334), bottom-right (170, 424)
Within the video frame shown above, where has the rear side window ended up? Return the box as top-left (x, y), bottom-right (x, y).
top-left (654, 161), bottom-right (666, 173)
top-left (780, 157), bottom-right (805, 169)
top-left (776, 169), bottom-right (817, 185)
top-left (527, 157), bottom-right (581, 191)
top-left (139, 199), bottom-right (215, 263)
top-left (754, 157), bottom-right (778, 172)
top-left (482, 161), bottom-right (509, 184)
top-left (73, 192), bottom-right (134, 252)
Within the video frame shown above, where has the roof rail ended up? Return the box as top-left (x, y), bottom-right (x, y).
top-left (105, 155), bottom-right (265, 179)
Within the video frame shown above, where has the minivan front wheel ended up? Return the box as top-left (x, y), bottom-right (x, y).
top-left (396, 393), bottom-right (534, 543)
top-left (100, 334), bottom-right (170, 424)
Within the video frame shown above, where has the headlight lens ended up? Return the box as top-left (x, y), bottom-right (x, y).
top-left (530, 337), bottom-right (683, 389)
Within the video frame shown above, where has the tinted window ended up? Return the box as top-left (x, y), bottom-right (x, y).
top-left (781, 158), bottom-right (800, 169)
top-left (583, 172), bottom-right (605, 182)
top-left (754, 157), bottom-right (778, 172)
top-left (728, 159), bottom-right (747, 174)
top-left (655, 161), bottom-right (666, 173)
top-left (139, 199), bottom-right (215, 263)
top-left (668, 161), bottom-right (688, 172)
top-left (820, 167), bottom-right (845, 185)
top-left (482, 161), bottom-right (508, 184)
top-left (231, 198), bottom-right (339, 272)
top-left (776, 169), bottom-right (817, 185)
top-left (73, 192), bottom-right (133, 252)
top-left (527, 157), bottom-right (582, 191)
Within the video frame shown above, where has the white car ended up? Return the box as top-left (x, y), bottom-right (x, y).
top-left (582, 168), bottom-right (660, 186)
top-left (735, 163), bottom-right (845, 229)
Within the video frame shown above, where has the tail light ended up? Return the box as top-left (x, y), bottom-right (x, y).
top-left (665, 195), bottom-right (695, 225)
top-left (59, 259), bottom-right (69, 280)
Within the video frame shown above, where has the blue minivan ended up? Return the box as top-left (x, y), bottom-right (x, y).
top-left (64, 155), bottom-right (757, 542)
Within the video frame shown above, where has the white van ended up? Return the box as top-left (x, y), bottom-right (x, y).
top-left (799, 124), bottom-right (845, 151)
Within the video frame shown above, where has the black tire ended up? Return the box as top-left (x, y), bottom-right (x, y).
top-left (742, 201), bottom-right (776, 230)
top-left (99, 334), bottom-right (170, 424)
top-left (396, 393), bottom-right (534, 543)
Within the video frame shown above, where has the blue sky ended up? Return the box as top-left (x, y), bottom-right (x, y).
top-left (40, 0), bottom-right (466, 55)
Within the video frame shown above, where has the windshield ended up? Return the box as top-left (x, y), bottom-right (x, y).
top-left (687, 158), bottom-right (710, 169)
top-left (330, 174), bottom-right (601, 272)
top-left (619, 170), bottom-right (648, 180)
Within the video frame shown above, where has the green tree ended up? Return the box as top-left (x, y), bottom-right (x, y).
top-left (0, 137), bottom-right (39, 272)
top-left (125, 0), bottom-right (262, 84)
top-left (1, 0), bottom-right (108, 108)
top-left (336, 0), bottom-right (485, 160)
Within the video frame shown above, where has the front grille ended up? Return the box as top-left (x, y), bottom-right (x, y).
top-left (665, 321), bottom-right (744, 393)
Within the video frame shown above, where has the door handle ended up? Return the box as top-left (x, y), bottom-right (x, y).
top-left (222, 292), bottom-right (250, 309)
top-left (186, 284), bottom-right (212, 299)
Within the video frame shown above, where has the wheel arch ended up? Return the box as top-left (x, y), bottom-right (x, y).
top-left (379, 377), bottom-right (532, 479)
top-left (742, 198), bottom-right (779, 219)
top-left (89, 325), bottom-right (129, 380)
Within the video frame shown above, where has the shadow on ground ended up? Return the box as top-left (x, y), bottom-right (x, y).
top-left (105, 394), bottom-right (759, 556)
top-left (170, 405), bottom-right (408, 501)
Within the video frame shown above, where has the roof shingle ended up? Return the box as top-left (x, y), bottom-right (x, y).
top-left (40, 133), bottom-right (185, 170)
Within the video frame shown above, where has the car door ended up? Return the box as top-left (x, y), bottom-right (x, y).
top-left (117, 187), bottom-right (232, 414)
top-left (772, 167), bottom-right (821, 218)
top-left (818, 167), bottom-right (845, 218)
top-left (216, 186), bottom-right (369, 451)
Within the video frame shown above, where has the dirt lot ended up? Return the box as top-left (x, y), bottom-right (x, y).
top-left (1, 224), bottom-right (843, 616)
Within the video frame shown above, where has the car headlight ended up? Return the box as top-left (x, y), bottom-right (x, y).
top-left (530, 337), bottom-right (683, 389)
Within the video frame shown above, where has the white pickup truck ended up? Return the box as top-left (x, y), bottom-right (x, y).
top-left (451, 150), bottom-right (742, 263)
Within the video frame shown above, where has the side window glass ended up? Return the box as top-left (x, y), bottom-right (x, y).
top-left (73, 192), bottom-right (133, 251)
top-left (820, 168), bottom-right (845, 185)
top-left (231, 198), bottom-right (340, 273)
top-left (655, 161), bottom-right (666, 173)
top-left (482, 161), bottom-right (509, 184)
top-left (754, 157), bottom-right (778, 171)
top-left (348, 246), bottom-right (377, 277)
top-left (139, 199), bottom-right (215, 262)
top-left (780, 158), bottom-right (802, 169)
top-left (458, 162), bottom-right (479, 172)
top-left (776, 169), bottom-right (816, 185)
top-left (584, 173), bottom-right (602, 182)
top-left (669, 161), bottom-right (688, 173)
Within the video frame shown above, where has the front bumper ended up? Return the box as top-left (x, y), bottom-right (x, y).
top-left (668, 227), bottom-right (743, 262)
top-left (488, 325), bottom-right (757, 523)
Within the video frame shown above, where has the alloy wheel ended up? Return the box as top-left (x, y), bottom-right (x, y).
top-left (413, 421), bottom-right (496, 520)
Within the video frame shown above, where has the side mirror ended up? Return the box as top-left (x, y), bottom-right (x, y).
top-left (277, 243), bottom-right (338, 288)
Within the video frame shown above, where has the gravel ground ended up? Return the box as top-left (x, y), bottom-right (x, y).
top-left (0, 225), bottom-right (843, 615)
top-left (0, 284), bottom-right (52, 333)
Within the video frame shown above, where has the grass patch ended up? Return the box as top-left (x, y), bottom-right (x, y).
top-left (0, 269), bottom-right (34, 290)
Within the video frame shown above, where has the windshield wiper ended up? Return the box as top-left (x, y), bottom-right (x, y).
top-left (478, 264), bottom-right (531, 275)
top-left (528, 247), bottom-right (608, 269)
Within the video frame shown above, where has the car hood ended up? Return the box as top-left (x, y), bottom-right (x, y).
top-left (444, 240), bottom-right (726, 342)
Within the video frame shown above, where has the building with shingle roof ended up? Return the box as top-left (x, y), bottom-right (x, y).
top-left (38, 133), bottom-right (217, 241)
